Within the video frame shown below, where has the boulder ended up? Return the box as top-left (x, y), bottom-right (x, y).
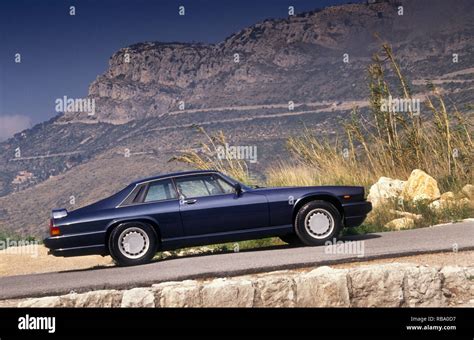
top-left (429, 191), bottom-right (457, 210)
top-left (461, 184), bottom-right (474, 200)
top-left (295, 266), bottom-right (350, 307)
top-left (121, 288), bottom-right (155, 307)
top-left (385, 217), bottom-right (415, 230)
top-left (367, 177), bottom-right (405, 208)
top-left (428, 200), bottom-right (441, 210)
top-left (401, 169), bottom-right (440, 202)
top-left (348, 264), bottom-right (406, 307)
top-left (459, 197), bottom-right (473, 207)
top-left (440, 191), bottom-right (455, 201)
top-left (201, 278), bottom-right (255, 307)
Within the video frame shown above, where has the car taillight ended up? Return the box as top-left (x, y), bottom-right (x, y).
top-left (50, 219), bottom-right (60, 236)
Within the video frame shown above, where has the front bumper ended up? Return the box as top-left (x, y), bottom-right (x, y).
top-left (342, 201), bottom-right (372, 228)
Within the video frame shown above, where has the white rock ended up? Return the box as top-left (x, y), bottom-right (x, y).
top-left (18, 296), bottom-right (63, 308)
top-left (295, 266), bottom-right (350, 307)
top-left (201, 278), bottom-right (255, 307)
top-left (348, 264), bottom-right (406, 307)
top-left (253, 275), bottom-right (295, 307)
top-left (404, 265), bottom-right (445, 307)
top-left (74, 290), bottom-right (122, 308)
top-left (401, 169), bottom-right (441, 202)
top-left (157, 280), bottom-right (201, 307)
top-left (121, 288), bottom-right (155, 307)
top-left (367, 177), bottom-right (405, 208)
top-left (440, 266), bottom-right (470, 304)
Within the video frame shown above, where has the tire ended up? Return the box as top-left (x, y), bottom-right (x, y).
top-left (108, 221), bottom-right (158, 266)
top-left (279, 234), bottom-right (303, 246)
top-left (294, 200), bottom-right (342, 246)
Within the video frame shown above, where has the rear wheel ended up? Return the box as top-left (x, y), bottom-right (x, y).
top-left (294, 200), bottom-right (342, 246)
top-left (108, 222), bottom-right (158, 266)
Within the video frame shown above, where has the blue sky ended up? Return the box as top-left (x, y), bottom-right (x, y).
top-left (0, 0), bottom-right (364, 139)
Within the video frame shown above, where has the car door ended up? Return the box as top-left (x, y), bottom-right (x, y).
top-left (121, 178), bottom-right (183, 239)
top-left (175, 174), bottom-right (269, 236)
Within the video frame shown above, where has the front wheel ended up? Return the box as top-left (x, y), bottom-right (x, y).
top-left (294, 200), bottom-right (342, 246)
top-left (108, 222), bottom-right (158, 266)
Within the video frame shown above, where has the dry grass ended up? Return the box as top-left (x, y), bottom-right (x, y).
top-left (169, 126), bottom-right (253, 185)
top-left (268, 44), bottom-right (472, 193)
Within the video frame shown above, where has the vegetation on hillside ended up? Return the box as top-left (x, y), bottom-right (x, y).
top-left (269, 44), bottom-right (472, 192)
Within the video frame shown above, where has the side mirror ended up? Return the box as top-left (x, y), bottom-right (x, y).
top-left (234, 183), bottom-right (242, 196)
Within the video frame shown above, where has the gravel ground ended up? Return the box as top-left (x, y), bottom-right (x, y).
top-left (0, 245), bottom-right (113, 277)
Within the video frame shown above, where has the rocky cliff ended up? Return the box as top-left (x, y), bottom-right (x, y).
top-left (58, 0), bottom-right (474, 123)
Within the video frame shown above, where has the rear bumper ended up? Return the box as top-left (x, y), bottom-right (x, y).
top-left (47, 245), bottom-right (107, 257)
top-left (43, 231), bottom-right (107, 257)
top-left (342, 201), bottom-right (372, 228)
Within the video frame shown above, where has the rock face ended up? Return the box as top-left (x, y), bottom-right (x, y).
top-left (401, 169), bottom-right (441, 202)
top-left (54, 0), bottom-right (474, 124)
top-left (367, 177), bottom-right (405, 208)
top-left (12, 263), bottom-right (474, 308)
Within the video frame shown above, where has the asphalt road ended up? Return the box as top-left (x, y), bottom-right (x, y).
top-left (1, 220), bottom-right (473, 300)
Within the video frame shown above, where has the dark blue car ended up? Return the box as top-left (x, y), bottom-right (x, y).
top-left (44, 170), bottom-right (372, 266)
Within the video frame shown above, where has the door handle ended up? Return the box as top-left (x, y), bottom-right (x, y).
top-left (183, 199), bottom-right (197, 205)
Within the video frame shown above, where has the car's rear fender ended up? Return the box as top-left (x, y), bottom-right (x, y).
top-left (105, 216), bottom-right (161, 246)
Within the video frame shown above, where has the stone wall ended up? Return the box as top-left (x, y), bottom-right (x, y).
top-left (11, 263), bottom-right (474, 308)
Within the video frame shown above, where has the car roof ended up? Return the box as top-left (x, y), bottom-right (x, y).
top-left (130, 170), bottom-right (220, 185)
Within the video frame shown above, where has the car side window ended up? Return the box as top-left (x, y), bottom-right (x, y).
top-left (175, 174), bottom-right (232, 198)
top-left (144, 179), bottom-right (177, 202)
top-left (216, 177), bottom-right (235, 194)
